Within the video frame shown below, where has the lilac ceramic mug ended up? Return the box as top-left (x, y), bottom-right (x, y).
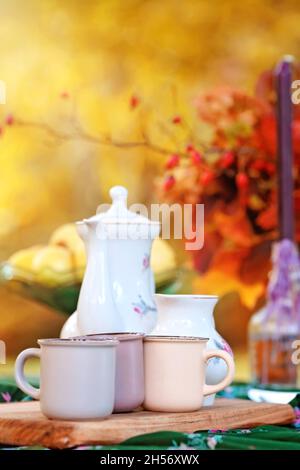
top-left (76, 333), bottom-right (144, 413)
top-left (15, 337), bottom-right (118, 420)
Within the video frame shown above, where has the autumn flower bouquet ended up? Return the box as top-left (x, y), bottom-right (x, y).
top-left (157, 71), bottom-right (300, 311)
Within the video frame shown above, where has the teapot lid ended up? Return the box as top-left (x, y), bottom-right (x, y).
top-left (82, 186), bottom-right (160, 231)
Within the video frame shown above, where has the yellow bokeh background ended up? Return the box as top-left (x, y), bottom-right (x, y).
top-left (0, 0), bottom-right (300, 370)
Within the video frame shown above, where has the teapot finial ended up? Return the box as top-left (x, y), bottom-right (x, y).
top-left (109, 186), bottom-right (128, 207)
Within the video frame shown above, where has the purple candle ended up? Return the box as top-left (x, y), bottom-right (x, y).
top-left (275, 55), bottom-right (294, 241)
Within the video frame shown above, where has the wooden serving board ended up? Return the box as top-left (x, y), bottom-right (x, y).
top-left (0, 398), bottom-right (294, 449)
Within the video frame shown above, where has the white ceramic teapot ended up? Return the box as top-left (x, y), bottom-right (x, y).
top-left (151, 294), bottom-right (234, 405)
top-left (61, 186), bottom-right (160, 337)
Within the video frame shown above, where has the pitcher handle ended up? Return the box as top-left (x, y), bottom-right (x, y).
top-left (15, 348), bottom-right (41, 400)
top-left (203, 349), bottom-right (235, 396)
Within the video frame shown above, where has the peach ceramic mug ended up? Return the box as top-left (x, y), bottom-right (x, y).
top-left (15, 337), bottom-right (118, 420)
top-left (143, 335), bottom-right (235, 412)
top-left (79, 333), bottom-right (144, 413)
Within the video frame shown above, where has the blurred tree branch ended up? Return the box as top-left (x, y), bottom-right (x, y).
top-left (14, 118), bottom-right (187, 157)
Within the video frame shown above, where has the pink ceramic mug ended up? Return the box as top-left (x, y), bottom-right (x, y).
top-left (144, 335), bottom-right (235, 412)
top-left (78, 333), bottom-right (144, 413)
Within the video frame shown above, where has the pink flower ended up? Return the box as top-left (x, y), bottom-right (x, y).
top-left (1, 392), bottom-right (11, 402)
top-left (207, 437), bottom-right (218, 449)
top-left (134, 306), bottom-right (142, 314)
top-left (294, 407), bottom-right (300, 416)
top-left (143, 255), bottom-right (150, 269)
top-left (222, 340), bottom-right (233, 356)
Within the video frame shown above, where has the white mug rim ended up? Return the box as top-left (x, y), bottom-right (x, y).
top-left (38, 338), bottom-right (118, 347)
top-left (144, 335), bottom-right (209, 343)
top-left (154, 294), bottom-right (218, 300)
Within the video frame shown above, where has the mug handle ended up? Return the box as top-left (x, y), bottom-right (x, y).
top-left (15, 348), bottom-right (41, 400)
top-left (203, 349), bottom-right (235, 396)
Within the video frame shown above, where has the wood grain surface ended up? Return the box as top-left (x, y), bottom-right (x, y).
top-left (0, 398), bottom-right (294, 449)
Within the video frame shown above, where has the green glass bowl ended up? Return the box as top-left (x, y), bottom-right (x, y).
top-left (0, 262), bottom-right (179, 315)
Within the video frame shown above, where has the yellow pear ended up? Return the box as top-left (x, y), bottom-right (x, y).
top-left (32, 245), bottom-right (75, 286)
top-left (49, 223), bottom-right (86, 273)
top-left (9, 245), bottom-right (44, 273)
